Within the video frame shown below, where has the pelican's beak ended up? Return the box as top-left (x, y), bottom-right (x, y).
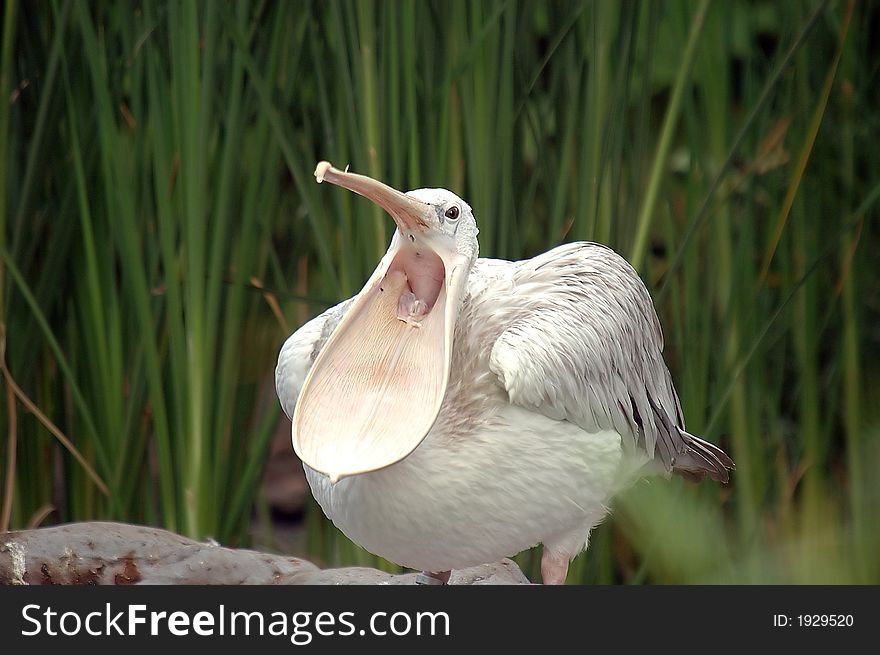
top-left (313, 161), bottom-right (433, 234)
top-left (292, 162), bottom-right (469, 482)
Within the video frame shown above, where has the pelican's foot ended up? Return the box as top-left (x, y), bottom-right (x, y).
top-left (415, 570), bottom-right (451, 585)
top-left (540, 549), bottom-right (570, 585)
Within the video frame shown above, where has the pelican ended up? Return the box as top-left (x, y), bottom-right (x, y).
top-left (275, 161), bottom-right (734, 584)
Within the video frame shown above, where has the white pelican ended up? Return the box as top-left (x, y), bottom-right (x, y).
top-left (276, 161), bottom-right (734, 584)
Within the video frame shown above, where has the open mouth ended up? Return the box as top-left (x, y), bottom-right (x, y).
top-left (291, 162), bottom-right (466, 483)
top-left (385, 246), bottom-right (445, 327)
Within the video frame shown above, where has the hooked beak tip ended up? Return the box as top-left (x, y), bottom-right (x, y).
top-left (315, 160), bottom-right (332, 183)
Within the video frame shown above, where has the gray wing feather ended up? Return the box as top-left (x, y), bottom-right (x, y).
top-left (489, 242), bottom-right (733, 482)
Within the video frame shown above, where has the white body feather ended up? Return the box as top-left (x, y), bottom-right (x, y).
top-left (303, 408), bottom-right (624, 571)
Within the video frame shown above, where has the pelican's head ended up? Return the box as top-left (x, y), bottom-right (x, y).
top-left (292, 162), bottom-right (478, 482)
top-left (396, 186), bottom-right (479, 268)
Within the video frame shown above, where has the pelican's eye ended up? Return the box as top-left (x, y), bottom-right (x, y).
top-left (444, 206), bottom-right (460, 221)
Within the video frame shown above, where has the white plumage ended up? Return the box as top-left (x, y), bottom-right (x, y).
top-left (276, 163), bottom-right (733, 584)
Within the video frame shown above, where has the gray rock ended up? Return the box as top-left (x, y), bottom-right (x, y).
top-left (299, 559), bottom-right (529, 585)
top-left (0, 522), bottom-right (529, 585)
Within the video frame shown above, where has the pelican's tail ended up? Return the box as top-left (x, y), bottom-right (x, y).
top-left (672, 431), bottom-right (735, 484)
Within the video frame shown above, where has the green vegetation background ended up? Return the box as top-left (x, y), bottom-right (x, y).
top-left (1, 0), bottom-right (878, 583)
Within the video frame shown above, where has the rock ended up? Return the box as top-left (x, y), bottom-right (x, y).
top-left (299, 559), bottom-right (530, 585)
top-left (0, 522), bottom-right (319, 585)
top-left (0, 522), bottom-right (529, 585)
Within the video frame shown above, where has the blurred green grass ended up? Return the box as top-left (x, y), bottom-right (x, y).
top-left (1, 0), bottom-right (878, 583)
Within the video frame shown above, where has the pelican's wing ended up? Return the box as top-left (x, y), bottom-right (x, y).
top-left (488, 242), bottom-right (733, 482)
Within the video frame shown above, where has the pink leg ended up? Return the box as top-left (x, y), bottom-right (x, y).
top-left (415, 570), bottom-right (451, 585)
top-left (541, 549), bottom-right (570, 585)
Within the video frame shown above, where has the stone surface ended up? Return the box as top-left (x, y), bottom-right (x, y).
top-left (299, 559), bottom-right (530, 585)
top-left (0, 522), bottom-right (529, 585)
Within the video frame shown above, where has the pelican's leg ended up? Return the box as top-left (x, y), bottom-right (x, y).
top-left (540, 549), bottom-right (569, 585)
top-left (415, 570), bottom-right (451, 585)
